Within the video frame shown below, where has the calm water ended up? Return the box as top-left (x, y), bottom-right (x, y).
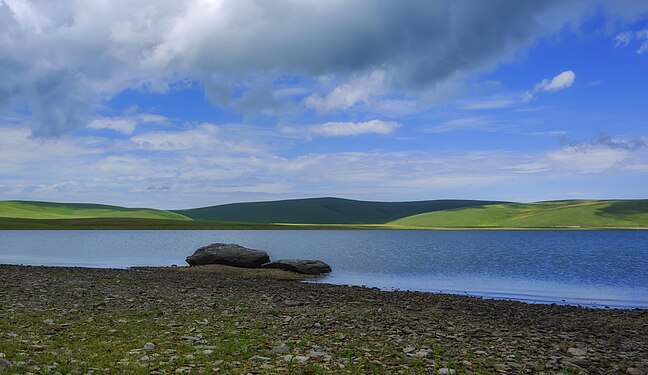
top-left (1, 230), bottom-right (647, 309)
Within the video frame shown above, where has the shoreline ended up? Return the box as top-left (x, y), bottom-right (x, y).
top-left (1, 264), bottom-right (647, 374)
top-left (2, 217), bottom-right (648, 230)
top-left (7, 263), bottom-right (647, 310)
top-left (5, 263), bottom-right (647, 310)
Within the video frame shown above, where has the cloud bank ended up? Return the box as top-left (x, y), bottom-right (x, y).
top-left (2, 0), bottom-right (646, 137)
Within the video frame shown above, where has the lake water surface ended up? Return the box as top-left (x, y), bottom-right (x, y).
top-left (1, 230), bottom-right (647, 309)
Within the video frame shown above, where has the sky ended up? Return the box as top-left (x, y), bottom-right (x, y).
top-left (1, 0), bottom-right (648, 209)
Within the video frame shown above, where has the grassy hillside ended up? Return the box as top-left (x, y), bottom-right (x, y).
top-left (174, 197), bottom-right (504, 224)
top-left (4, 198), bottom-right (648, 229)
top-left (0, 201), bottom-right (190, 221)
top-left (390, 200), bottom-right (648, 228)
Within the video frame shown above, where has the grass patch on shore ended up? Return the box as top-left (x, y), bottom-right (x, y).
top-left (0, 266), bottom-right (447, 374)
top-left (0, 305), bottom-right (271, 374)
top-left (390, 199), bottom-right (648, 228)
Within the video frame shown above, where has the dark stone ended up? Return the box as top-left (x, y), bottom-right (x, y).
top-left (185, 243), bottom-right (270, 268)
top-left (262, 259), bottom-right (332, 275)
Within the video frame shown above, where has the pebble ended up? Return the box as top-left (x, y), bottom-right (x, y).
top-left (143, 342), bottom-right (155, 351)
top-left (565, 356), bottom-right (588, 366)
top-left (308, 350), bottom-right (326, 358)
top-left (269, 345), bottom-right (289, 354)
top-left (474, 350), bottom-right (487, 355)
top-left (0, 357), bottom-right (12, 370)
top-left (43, 319), bottom-right (54, 325)
top-left (438, 368), bottom-right (456, 375)
top-left (283, 355), bottom-right (309, 363)
top-left (567, 347), bottom-right (587, 357)
top-left (202, 349), bottom-right (213, 356)
top-left (139, 355), bottom-right (150, 361)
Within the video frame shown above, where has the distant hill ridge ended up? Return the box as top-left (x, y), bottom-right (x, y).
top-left (174, 197), bottom-right (505, 224)
top-left (2, 198), bottom-right (648, 228)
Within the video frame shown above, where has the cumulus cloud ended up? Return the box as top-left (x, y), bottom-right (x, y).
top-left (282, 119), bottom-right (401, 138)
top-left (2, 1), bottom-right (645, 137)
top-left (523, 70), bottom-right (576, 102)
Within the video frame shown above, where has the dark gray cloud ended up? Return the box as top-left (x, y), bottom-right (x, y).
top-left (1, 0), bottom-right (647, 137)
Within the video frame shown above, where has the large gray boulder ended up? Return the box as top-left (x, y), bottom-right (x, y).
top-left (186, 243), bottom-right (270, 268)
top-left (262, 259), bottom-right (332, 275)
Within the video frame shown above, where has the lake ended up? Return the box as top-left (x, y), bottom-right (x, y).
top-left (1, 230), bottom-right (647, 309)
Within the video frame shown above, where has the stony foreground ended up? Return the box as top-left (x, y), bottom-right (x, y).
top-left (0, 265), bottom-right (646, 374)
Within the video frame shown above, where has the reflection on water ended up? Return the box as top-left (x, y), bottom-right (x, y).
top-left (1, 230), bottom-right (647, 308)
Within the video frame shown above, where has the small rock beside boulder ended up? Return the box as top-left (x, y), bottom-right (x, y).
top-left (186, 243), bottom-right (270, 268)
top-left (262, 259), bottom-right (332, 275)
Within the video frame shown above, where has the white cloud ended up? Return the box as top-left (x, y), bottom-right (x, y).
top-left (538, 71), bottom-right (576, 92)
top-left (424, 116), bottom-right (492, 133)
top-left (138, 114), bottom-right (169, 123)
top-left (129, 122), bottom-right (262, 154)
top-left (4, 121), bottom-right (648, 207)
top-left (313, 119), bottom-right (400, 137)
top-left (523, 70), bottom-right (575, 101)
top-left (547, 145), bottom-right (628, 173)
top-left (0, 126), bottom-right (100, 173)
top-left (304, 71), bottom-right (385, 112)
top-left (88, 118), bottom-right (137, 134)
top-left (87, 113), bottom-right (169, 134)
top-left (282, 119), bottom-right (401, 138)
top-left (462, 99), bottom-right (517, 110)
top-left (611, 28), bottom-right (648, 54)
top-left (130, 123), bottom-right (221, 151)
top-left (637, 29), bottom-right (648, 54)
top-left (614, 31), bottom-right (633, 47)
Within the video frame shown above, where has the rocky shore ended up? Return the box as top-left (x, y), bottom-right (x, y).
top-left (0, 264), bottom-right (646, 374)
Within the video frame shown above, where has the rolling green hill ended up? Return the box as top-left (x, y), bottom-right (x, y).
top-left (0, 201), bottom-right (191, 221)
top-left (390, 200), bottom-right (648, 228)
top-left (174, 197), bottom-right (504, 224)
top-left (3, 198), bottom-right (648, 229)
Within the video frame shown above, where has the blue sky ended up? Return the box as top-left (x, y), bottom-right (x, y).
top-left (1, 1), bottom-right (647, 209)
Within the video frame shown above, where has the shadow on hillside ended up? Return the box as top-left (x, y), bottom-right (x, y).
top-left (596, 200), bottom-right (648, 219)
